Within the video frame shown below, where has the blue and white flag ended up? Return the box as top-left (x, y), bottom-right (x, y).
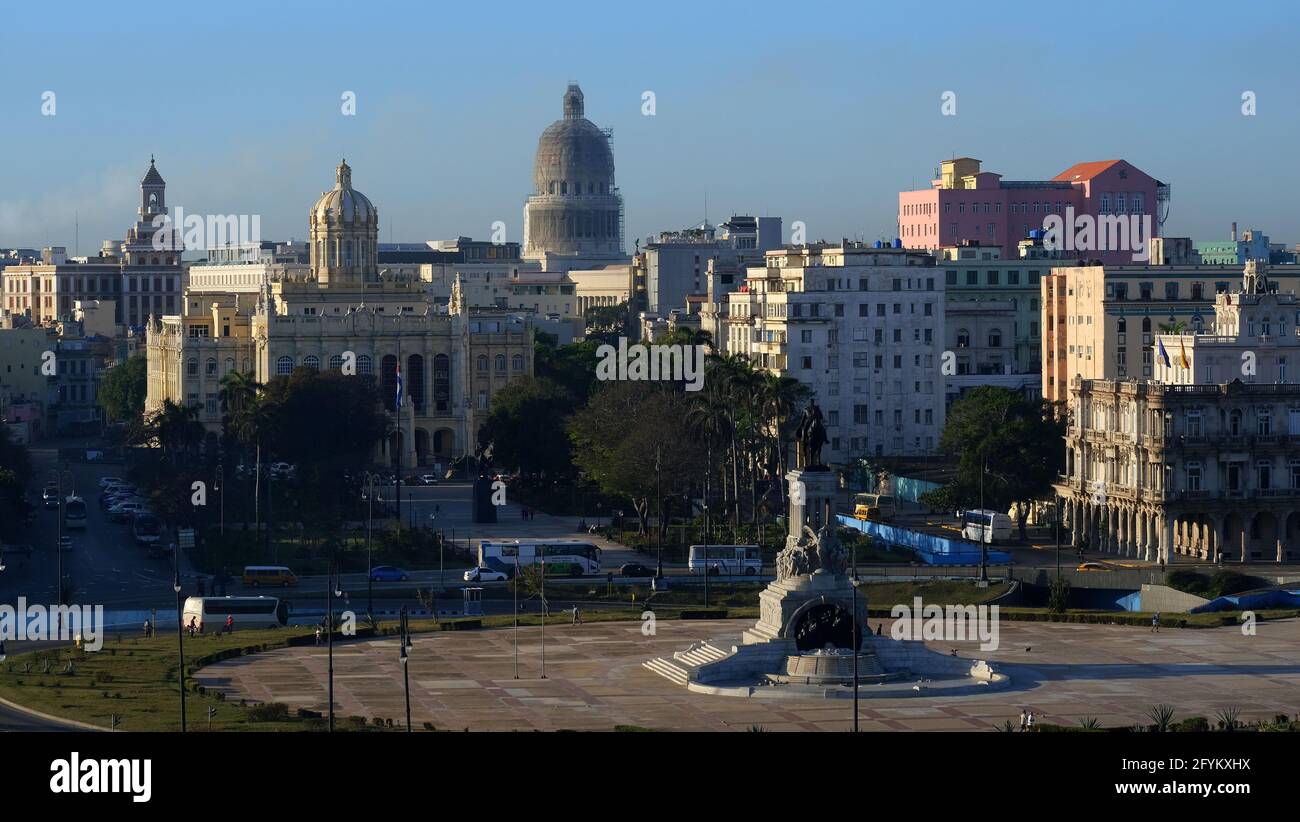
top-left (395, 363), bottom-right (404, 409)
top-left (1156, 338), bottom-right (1171, 368)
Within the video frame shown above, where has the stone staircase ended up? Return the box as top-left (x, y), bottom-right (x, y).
top-left (642, 641), bottom-right (732, 686)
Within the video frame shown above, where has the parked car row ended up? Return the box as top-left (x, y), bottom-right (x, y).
top-left (98, 479), bottom-right (166, 553)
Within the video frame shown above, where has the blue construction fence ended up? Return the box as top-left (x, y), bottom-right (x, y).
top-left (837, 515), bottom-right (1013, 566)
top-left (1190, 589), bottom-right (1300, 614)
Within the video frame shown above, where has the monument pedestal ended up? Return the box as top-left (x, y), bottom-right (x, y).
top-left (784, 469), bottom-right (838, 551)
top-left (743, 570), bottom-right (869, 648)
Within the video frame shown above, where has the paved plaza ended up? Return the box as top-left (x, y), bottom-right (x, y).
top-left (196, 617), bottom-right (1300, 731)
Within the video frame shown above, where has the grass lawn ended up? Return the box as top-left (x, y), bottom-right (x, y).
top-left (0, 607), bottom-right (759, 731)
top-left (858, 580), bottom-right (1011, 607)
top-left (0, 628), bottom-right (317, 731)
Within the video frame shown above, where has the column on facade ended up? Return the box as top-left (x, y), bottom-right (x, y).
top-left (1135, 511), bottom-right (1147, 562)
top-left (1116, 507), bottom-right (1128, 557)
top-left (1160, 516), bottom-right (1173, 565)
top-left (1070, 499), bottom-right (1080, 547)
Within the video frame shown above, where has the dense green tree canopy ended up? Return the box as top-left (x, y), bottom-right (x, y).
top-left (478, 376), bottom-right (575, 482)
top-left (926, 386), bottom-right (1065, 537)
top-left (97, 354), bottom-right (147, 423)
top-left (0, 425), bottom-right (32, 542)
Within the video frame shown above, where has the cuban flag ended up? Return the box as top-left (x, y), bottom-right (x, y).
top-left (395, 363), bottom-right (404, 410)
top-left (1157, 338), bottom-right (1172, 368)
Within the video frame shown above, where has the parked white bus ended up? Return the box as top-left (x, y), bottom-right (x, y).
top-left (687, 544), bottom-right (762, 575)
top-left (961, 509), bottom-right (1013, 544)
top-left (478, 540), bottom-right (602, 577)
top-left (182, 596), bottom-right (284, 633)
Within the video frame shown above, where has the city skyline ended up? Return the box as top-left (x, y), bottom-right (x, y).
top-left (3, 0), bottom-right (1298, 253)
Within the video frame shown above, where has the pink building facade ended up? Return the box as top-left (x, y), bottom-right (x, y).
top-left (898, 158), bottom-right (1165, 264)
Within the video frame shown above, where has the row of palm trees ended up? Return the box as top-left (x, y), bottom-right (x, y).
top-left (664, 328), bottom-right (812, 525)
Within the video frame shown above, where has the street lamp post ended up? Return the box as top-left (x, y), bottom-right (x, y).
top-left (540, 554), bottom-right (546, 679)
top-left (399, 606), bottom-right (412, 733)
top-left (326, 560), bottom-right (342, 732)
top-left (365, 472), bottom-right (375, 621)
top-left (850, 540), bottom-right (860, 733)
top-left (173, 566), bottom-right (187, 732)
top-left (978, 455), bottom-right (989, 583)
top-left (654, 446), bottom-right (664, 580)
top-left (513, 553), bottom-right (520, 679)
top-left (704, 441), bottom-right (711, 607)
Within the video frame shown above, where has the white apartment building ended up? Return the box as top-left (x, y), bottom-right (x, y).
top-left (726, 242), bottom-right (944, 463)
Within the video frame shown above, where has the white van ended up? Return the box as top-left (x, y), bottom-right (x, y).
top-left (961, 509), bottom-right (1014, 544)
top-left (182, 596), bottom-right (283, 633)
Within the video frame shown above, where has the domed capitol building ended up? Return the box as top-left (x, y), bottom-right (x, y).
top-left (523, 83), bottom-right (630, 271)
top-left (145, 160), bottom-right (534, 468)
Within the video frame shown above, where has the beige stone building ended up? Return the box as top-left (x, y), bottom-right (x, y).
top-left (1042, 262), bottom-right (1300, 406)
top-left (146, 161), bottom-right (534, 467)
top-left (724, 242), bottom-right (944, 462)
top-left (1055, 264), bottom-right (1300, 564)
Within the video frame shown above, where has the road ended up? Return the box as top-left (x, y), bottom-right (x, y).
top-left (0, 445), bottom-right (192, 612)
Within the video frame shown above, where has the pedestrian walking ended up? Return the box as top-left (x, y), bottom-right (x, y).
top-left (1019, 709), bottom-right (1027, 732)
top-left (225, 614), bottom-right (234, 635)
top-left (1151, 612), bottom-right (1160, 633)
top-left (188, 616), bottom-right (198, 638)
top-left (143, 619), bottom-right (152, 639)
top-left (572, 604), bottom-right (582, 625)
top-left (1026, 710), bottom-right (1035, 731)
top-left (315, 626), bottom-right (322, 646)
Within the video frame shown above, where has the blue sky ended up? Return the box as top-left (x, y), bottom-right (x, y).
top-left (3, 0), bottom-right (1298, 254)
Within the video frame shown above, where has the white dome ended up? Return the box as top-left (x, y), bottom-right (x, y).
top-left (311, 160), bottom-right (375, 223)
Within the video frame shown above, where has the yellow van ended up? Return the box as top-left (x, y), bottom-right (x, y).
top-left (242, 565), bottom-right (298, 588)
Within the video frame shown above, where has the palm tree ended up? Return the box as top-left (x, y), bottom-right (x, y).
top-left (686, 382), bottom-right (733, 543)
top-left (144, 400), bottom-right (204, 467)
top-left (219, 370), bottom-right (261, 465)
top-left (757, 372), bottom-right (811, 507)
top-left (1157, 319), bottom-right (1188, 334)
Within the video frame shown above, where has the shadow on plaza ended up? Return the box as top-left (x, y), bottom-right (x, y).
top-left (992, 660), bottom-right (1300, 695)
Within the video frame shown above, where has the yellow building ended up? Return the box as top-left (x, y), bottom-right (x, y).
top-left (146, 161), bottom-right (534, 467)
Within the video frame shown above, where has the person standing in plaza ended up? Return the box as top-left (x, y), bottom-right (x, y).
top-left (1151, 612), bottom-right (1160, 633)
top-left (1019, 709), bottom-right (1027, 731)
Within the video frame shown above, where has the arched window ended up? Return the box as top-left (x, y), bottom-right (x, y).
top-left (381, 355), bottom-right (399, 411)
top-left (276, 356), bottom-right (294, 375)
top-left (224, 357), bottom-right (235, 374)
top-left (357, 354), bottom-right (373, 375)
top-left (956, 329), bottom-right (970, 348)
top-left (1117, 317), bottom-right (1127, 333)
top-left (303, 355), bottom-right (320, 371)
top-left (1142, 317), bottom-right (1151, 333)
top-left (434, 354), bottom-right (450, 412)
top-left (988, 329), bottom-right (1002, 348)
top-left (477, 355), bottom-right (488, 373)
top-left (511, 354), bottom-right (524, 372)
top-left (407, 354), bottom-right (425, 412)
top-left (329, 354), bottom-right (344, 371)
top-left (495, 354), bottom-right (506, 372)
top-left (344, 241), bottom-right (353, 266)
top-left (206, 358), bottom-right (217, 376)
